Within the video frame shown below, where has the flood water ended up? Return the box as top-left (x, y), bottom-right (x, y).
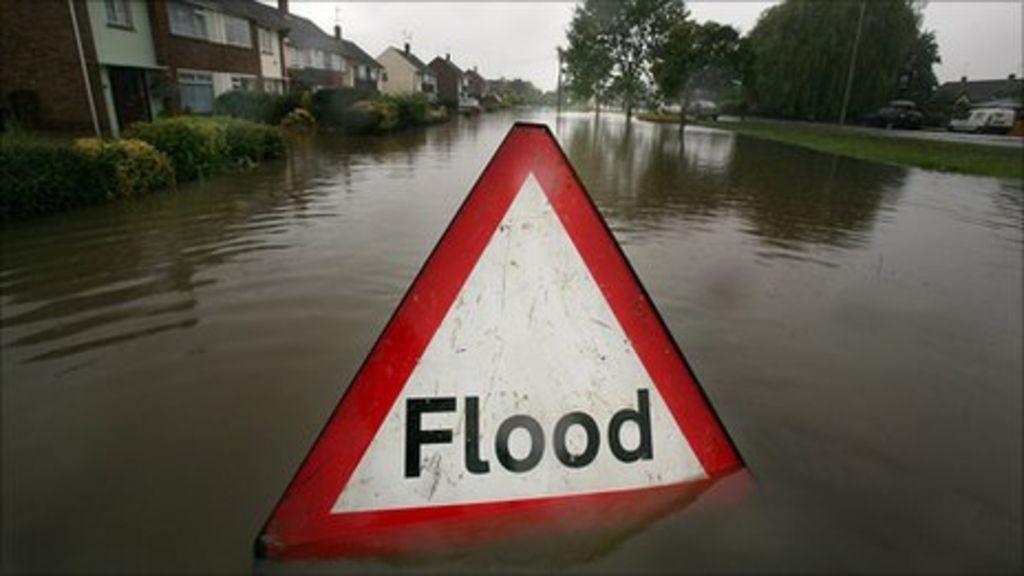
top-left (2, 111), bottom-right (1021, 573)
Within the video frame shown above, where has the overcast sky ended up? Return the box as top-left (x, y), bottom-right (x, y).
top-left (275, 1), bottom-right (1023, 92)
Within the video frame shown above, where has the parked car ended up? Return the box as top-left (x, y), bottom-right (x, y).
top-left (863, 100), bottom-right (923, 129)
top-left (947, 106), bottom-right (1019, 135)
top-left (686, 99), bottom-right (719, 120)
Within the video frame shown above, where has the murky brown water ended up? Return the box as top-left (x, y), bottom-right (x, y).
top-left (2, 111), bottom-right (1021, 573)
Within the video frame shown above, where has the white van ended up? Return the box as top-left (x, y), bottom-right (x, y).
top-left (948, 106), bottom-right (1018, 134)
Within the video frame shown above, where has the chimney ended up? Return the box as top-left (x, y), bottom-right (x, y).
top-left (446, 53), bottom-right (450, 62)
top-left (1010, 73), bottom-right (1018, 80)
top-left (334, 25), bottom-right (341, 40)
top-left (960, 75), bottom-right (967, 83)
top-left (277, 0), bottom-right (288, 15)
top-left (404, 42), bottom-right (410, 54)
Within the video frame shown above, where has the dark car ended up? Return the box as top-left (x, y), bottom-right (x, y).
top-left (863, 100), bottom-right (923, 129)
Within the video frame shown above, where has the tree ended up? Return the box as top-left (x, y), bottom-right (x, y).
top-left (653, 20), bottom-right (743, 125)
top-left (747, 0), bottom-right (923, 122)
top-left (564, 1), bottom-right (615, 113)
top-left (897, 29), bottom-right (940, 104)
top-left (564, 0), bottom-right (687, 121)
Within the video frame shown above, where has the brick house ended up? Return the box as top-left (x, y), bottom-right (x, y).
top-left (429, 54), bottom-right (467, 106)
top-left (1, 1), bottom-right (111, 134)
top-left (1, 0), bottom-right (383, 135)
top-left (464, 67), bottom-right (488, 100)
top-left (282, 8), bottom-right (382, 93)
top-left (149, 0), bottom-right (289, 115)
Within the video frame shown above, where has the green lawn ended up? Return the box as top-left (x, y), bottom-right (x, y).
top-left (637, 112), bottom-right (1023, 180)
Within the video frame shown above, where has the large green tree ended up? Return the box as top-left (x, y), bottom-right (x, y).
top-left (653, 20), bottom-right (743, 125)
top-left (747, 0), bottom-right (925, 122)
top-left (896, 29), bottom-right (941, 104)
top-left (564, 0), bottom-right (687, 121)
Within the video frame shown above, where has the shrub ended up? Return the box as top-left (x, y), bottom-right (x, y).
top-left (281, 108), bottom-right (317, 134)
top-left (222, 117), bottom-right (286, 167)
top-left (125, 116), bottom-right (228, 181)
top-left (125, 116), bottom-right (284, 181)
top-left (390, 93), bottom-right (430, 129)
top-left (310, 87), bottom-right (377, 130)
top-left (214, 90), bottom-right (288, 124)
top-left (73, 138), bottom-right (174, 199)
top-left (0, 136), bottom-right (174, 222)
top-left (1, 137), bottom-right (102, 221)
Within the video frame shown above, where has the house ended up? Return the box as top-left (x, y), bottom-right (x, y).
top-left (429, 54), bottom-right (467, 106)
top-left (1, 0), bottom-right (390, 136)
top-left (280, 6), bottom-right (381, 92)
top-left (148, 0), bottom-right (290, 116)
top-left (464, 67), bottom-right (488, 100)
top-left (1, 0), bottom-right (145, 135)
top-left (377, 44), bottom-right (437, 100)
top-left (934, 75), bottom-right (1023, 112)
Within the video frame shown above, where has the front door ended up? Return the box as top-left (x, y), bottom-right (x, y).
top-left (109, 67), bottom-right (151, 132)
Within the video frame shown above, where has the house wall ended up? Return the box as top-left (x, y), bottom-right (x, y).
top-left (430, 60), bottom-right (462, 103)
top-left (0, 0), bottom-right (111, 133)
top-left (149, 0), bottom-right (261, 111)
top-left (257, 26), bottom-right (285, 84)
top-left (378, 48), bottom-right (417, 95)
top-left (84, 0), bottom-right (159, 68)
top-left (150, 1), bottom-right (260, 77)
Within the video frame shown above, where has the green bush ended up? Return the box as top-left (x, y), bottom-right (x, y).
top-left (222, 117), bottom-right (286, 167)
top-left (390, 93), bottom-right (430, 129)
top-left (125, 116), bottom-right (228, 181)
top-left (213, 90), bottom-right (300, 125)
top-left (310, 88), bottom-right (377, 131)
top-left (281, 107), bottom-right (317, 134)
top-left (125, 116), bottom-right (284, 181)
top-left (0, 136), bottom-right (174, 222)
top-left (73, 138), bottom-right (175, 199)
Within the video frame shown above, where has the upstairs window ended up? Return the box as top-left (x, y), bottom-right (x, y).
top-left (259, 28), bottom-right (275, 55)
top-left (105, 0), bottom-right (133, 28)
top-left (168, 1), bottom-right (206, 40)
top-left (310, 50), bottom-right (324, 69)
top-left (329, 54), bottom-right (343, 71)
top-left (223, 14), bottom-right (251, 48)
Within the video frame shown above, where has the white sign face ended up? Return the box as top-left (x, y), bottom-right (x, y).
top-left (333, 174), bottom-right (707, 514)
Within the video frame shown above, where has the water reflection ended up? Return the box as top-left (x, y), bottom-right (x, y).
top-left (561, 115), bottom-right (905, 255)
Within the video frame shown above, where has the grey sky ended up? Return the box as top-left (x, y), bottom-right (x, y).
top-left (279, 1), bottom-right (1023, 92)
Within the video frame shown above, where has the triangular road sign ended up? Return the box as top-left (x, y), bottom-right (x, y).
top-left (256, 123), bottom-right (743, 560)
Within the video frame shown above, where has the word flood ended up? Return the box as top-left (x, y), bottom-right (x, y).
top-left (404, 389), bottom-right (653, 477)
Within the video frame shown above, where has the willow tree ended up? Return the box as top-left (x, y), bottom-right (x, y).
top-left (747, 0), bottom-right (924, 122)
top-left (565, 0), bottom-right (687, 121)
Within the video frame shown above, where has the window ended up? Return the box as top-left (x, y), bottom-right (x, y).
top-left (310, 50), bottom-right (324, 69)
top-left (105, 0), bottom-right (133, 28)
top-left (259, 28), bottom-right (275, 54)
top-left (223, 14), bottom-right (251, 48)
top-left (168, 1), bottom-right (206, 40)
top-left (178, 71), bottom-right (214, 114)
top-left (230, 75), bottom-right (257, 91)
top-left (329, 54), bottom-right (343, 71)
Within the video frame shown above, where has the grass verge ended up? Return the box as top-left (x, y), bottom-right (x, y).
top-left (637, 112), bottom-right (1023, 180)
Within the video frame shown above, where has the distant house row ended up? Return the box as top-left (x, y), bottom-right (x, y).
top-left (1, 0), bottom-right (383, 136)
top-left (1, 0), bottom-right (497, 137)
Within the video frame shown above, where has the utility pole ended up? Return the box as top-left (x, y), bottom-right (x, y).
top-left (556, 47), bottom-right (564, 116)
top-left (838, 0), bottom-right (866, 125)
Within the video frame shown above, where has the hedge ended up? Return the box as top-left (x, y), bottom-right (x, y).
top-left (213, 90), bottom-right (300, 125)
top-left (0, 136), bottom-right (174, 222)
top-left (125, 116), bottom-right (284, 181)
top-left (2, 117), bottom-right (285, 223)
